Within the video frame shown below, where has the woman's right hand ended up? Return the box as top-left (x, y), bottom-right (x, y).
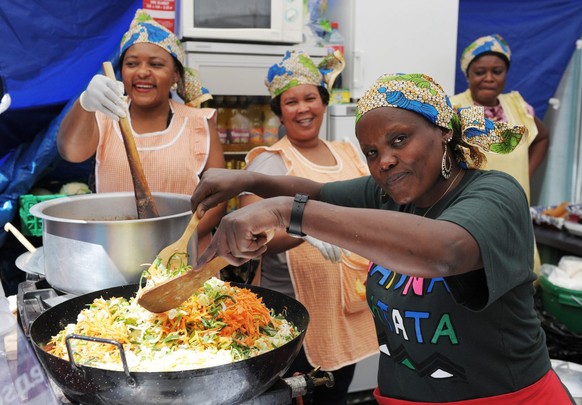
top-left (191, 168), bottom-right (255, 217)
top-left (79, 74), bottom-right (126, 121)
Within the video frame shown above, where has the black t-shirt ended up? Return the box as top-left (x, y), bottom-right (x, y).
top-left (321, 170), bottom-right (550, 401)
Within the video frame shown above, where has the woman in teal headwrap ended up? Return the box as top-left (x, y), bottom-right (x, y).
top-left (451, 34), bottom-right (550, 277)
top-left (57, 9), bottom-right (225, 253)
top-left (450, 34), bottom-right (550, 202)
top-left (190, 72), bottom-right (574, 404)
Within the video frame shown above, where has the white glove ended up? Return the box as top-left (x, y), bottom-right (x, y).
top-left (79, 74), bottom-right (127, 121)
top-left (0, 93), bottom-right (10, 115)
top-left (304, 235), bottom-right (350, 263)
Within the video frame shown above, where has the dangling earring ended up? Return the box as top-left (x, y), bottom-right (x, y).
top-left (171, 82), bottom-right (178, 91)
top-left (441, 139), bottom-right (452, 179)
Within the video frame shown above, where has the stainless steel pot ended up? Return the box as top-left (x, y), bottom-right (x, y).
top-left (29, 192), bottom-right (194, 295)
top-left (552, 359), bottom-right (582, 404)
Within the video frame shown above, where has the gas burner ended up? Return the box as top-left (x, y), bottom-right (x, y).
top-left (17, 275), bottom-right (75, 336)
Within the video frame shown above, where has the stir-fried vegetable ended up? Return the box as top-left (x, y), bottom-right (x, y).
top-left (45, 278), bottom-right (299, 372)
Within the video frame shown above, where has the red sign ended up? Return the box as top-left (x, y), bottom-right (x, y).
top-left (143, 0), bottom-right (176, 33)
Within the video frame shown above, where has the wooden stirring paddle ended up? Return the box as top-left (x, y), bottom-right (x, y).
top-left (138, 228), bottom-right (275, 313)
top-left (102, 61), bottom-right (159, 219)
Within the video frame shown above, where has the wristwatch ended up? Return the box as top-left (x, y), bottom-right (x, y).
top-left (286, 194), bottom-right (309, 238)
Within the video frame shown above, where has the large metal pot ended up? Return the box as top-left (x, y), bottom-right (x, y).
top-left (29, 283), bottom-right (309, 405)
top-left (29, 192), bottom-right (194, 295)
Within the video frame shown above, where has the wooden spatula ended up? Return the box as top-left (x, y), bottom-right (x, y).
top-left (145, 212), bottom-right (201, 277)
top-left (138, 228), bottom-right (275, 313)
top-left (102, 61), bottom-right (159, 219)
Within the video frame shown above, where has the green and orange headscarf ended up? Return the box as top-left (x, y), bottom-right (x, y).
top-left (265, 50), bottom-right (345, 98)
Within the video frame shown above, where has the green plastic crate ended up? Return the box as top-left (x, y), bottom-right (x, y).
top-left (540, 274), bottom-right (582, 333)
top-left (19, 194), bottom-right (67, 237)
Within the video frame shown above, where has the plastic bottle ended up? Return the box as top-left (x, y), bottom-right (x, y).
top-left (247, 102), bottom-right (264, 145)
top-left (224, 96), bottom-right (240, 144)
top-left (324, 22), bottom-right (345, 89)
top-left (325, 21), bottom-right (345, 57)
top-left (225, 160), bottom-right (238, 213)
top-left (230, 97), bottom-right (250, 144)
top-left (216, 107), bottom-right (229, 144)
top-left (262, 107), bottom-right (281, 146)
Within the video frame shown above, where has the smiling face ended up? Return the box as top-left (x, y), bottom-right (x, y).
top-left (121, 43), bottom-right (180, 110)
top-left (466, 54), bottom-right (508, 106)
top-left (356, 107), bottom-right (449, 207)
top-left (279, 84), bottom-right (326, 145)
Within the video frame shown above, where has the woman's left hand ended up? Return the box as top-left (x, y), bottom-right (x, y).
top-left (304, 235), bottom-right (350, 263)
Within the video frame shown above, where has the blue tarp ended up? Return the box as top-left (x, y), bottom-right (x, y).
top-left (0, 0), bottom-right (581, 249)
top-left (0, 0), bottom-right (140, 246)
top-left (455, 0), bottom-right (582, 119)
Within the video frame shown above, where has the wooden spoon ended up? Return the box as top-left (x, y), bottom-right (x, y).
top-left (102, 61), bottom-right (159, 219)
top-left (138, 228), bottom-right (275, 313)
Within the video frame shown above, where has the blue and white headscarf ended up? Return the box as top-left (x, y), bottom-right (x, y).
top-left (460, 34), bottom-right (512, 76)
top-left (119, 9), bottom-right (211, 107)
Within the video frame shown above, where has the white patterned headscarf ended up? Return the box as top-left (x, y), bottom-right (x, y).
top-left (355, 73), bottom-right (527, 169)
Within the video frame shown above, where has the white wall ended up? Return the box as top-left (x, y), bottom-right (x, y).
top-left (326, 0), bottom-right (459, 98)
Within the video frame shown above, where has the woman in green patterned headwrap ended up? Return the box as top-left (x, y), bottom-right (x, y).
top-left (190, 73), bottom-right (574, 404)
top-left (241, 49), bottom-right (376, 405)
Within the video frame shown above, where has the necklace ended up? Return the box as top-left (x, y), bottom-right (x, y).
top-left (416, 169), bottom-right (464, 218)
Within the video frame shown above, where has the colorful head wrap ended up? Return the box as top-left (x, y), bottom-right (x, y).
top-left (460, 34), bottom-right (511, 76)
top-left (355, 73), bottom-right (527, 169)
top-left (119, 9), bottom-right (211, 107)
top-left (265, 50), bottom-right (345, 98)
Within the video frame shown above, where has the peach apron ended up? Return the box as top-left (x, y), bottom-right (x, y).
top-left (248, 136), bottom-right (378, 370)
top-left (95, 100), bottom-right (215, 195)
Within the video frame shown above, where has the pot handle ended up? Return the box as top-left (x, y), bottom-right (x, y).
top-left (65, 334), bottom-right (137, 388)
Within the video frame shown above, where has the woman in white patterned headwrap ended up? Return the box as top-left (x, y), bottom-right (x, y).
top-left (191, 73), bottom-right (574, 404)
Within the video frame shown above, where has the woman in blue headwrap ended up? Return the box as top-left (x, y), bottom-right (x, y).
top-left (189, 73), bottom-right (574, 403)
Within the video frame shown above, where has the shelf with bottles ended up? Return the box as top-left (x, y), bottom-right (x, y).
top-left (202, 95), bottom-right (282, 154)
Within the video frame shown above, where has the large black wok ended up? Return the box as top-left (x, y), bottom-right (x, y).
top-left (29, 283), bottom-right (309, 405)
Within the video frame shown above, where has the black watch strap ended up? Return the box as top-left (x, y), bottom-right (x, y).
top-left (286, 194), bottom-right (309, 238)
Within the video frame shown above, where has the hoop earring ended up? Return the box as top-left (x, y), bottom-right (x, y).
top-left (171, 82), bottom-right (178, 91)
top-left (441, 142), bottom-right (452, 180)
